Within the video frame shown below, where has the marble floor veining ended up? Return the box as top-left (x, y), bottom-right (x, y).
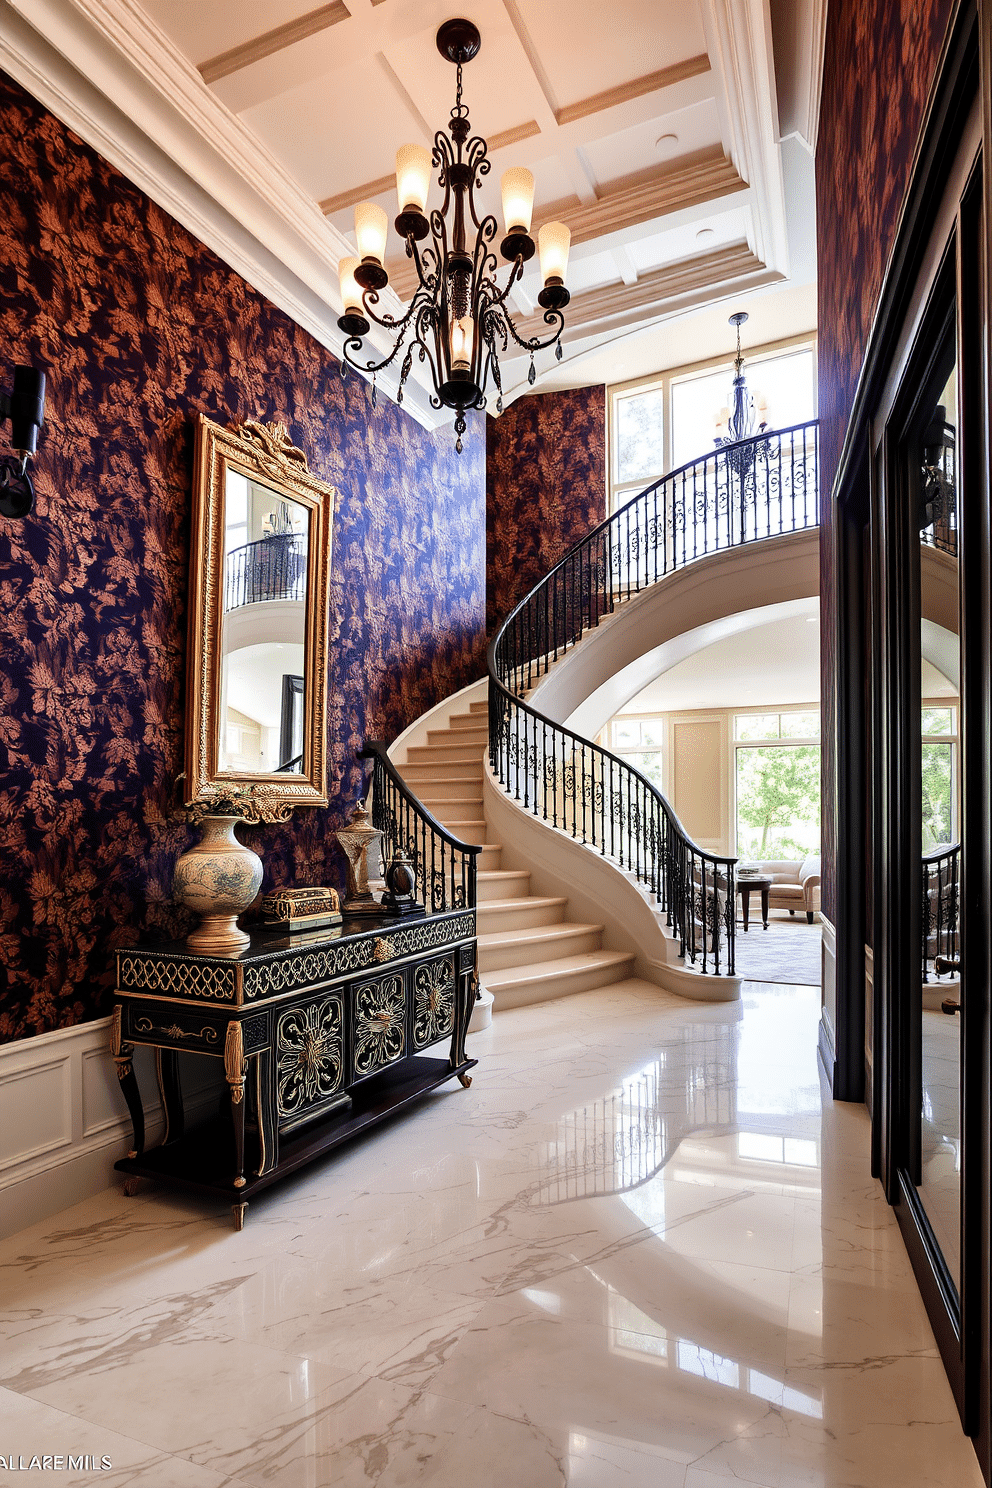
top-left (0, 979), bottom-right (984, 1488)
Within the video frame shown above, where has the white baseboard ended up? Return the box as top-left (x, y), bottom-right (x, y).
top-left (0, 1017), bottom-right (221, 1239)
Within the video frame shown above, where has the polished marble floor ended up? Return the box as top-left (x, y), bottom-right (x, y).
top-left (1, 979), bottom-right (984, 1488)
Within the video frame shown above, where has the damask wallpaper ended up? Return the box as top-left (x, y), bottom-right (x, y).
top-left (0, 70), bottom-right (486, 1043)
top-left (486, 385), bottom-right (607, 635)
top-left (815, 0), bottom-right (955, 920)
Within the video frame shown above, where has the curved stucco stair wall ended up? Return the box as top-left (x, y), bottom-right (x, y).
top-left (528, 529), bottom-right (821, 737)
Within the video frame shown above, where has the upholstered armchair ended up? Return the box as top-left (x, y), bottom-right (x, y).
top-left (747, 857), bottom-right (821, 923)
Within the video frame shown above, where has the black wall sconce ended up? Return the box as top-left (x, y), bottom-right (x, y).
top-left (0, 366), bottom-right (46, 519)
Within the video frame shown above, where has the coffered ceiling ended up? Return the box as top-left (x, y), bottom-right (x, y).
top-left (0, 0), bottom-right (826, 430)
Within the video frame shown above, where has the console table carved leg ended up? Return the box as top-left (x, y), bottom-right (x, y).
top-left (225, 1021), bottom-right (248, 1196)
top-left (253, 1049), bottom-right (279, 1177)
top-left (110, 1005), bottom-right (144, 1161)
top-left (232, 1202), bottom-right (248, 1232)
top-left (155, 1049), bottom-right (184, 1146)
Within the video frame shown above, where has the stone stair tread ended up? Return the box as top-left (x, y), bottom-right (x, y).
top-left (403, 763), bottom-right (482, 776)
top-left (478, 868), bottom-right (531, 882)
top-left (485, 950), bottom-right (634, 989)
top-left (407, 744), bottom-right (485, 758)
top-left (477, 921), bottom-right (603, 950)
top-left (416, 797), bottom-right (484, 809)
top-left (477, 895), bottom-right (567, 915)
top-left (417, 799), bottom-right (484, 812)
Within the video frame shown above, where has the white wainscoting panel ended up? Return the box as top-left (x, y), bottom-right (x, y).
top-left (1, 1016), bottom-right (222, 1239)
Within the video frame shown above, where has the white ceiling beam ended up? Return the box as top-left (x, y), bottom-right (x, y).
top-left (199, 3), bottom-right (350, 87)
top-left (566, 146), bottom-right (599, 207)
top-left (612, 246), bottom-right (639, 286)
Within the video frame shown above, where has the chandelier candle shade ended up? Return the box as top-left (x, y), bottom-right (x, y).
top-left (337, 17), bottom-right (571, 450)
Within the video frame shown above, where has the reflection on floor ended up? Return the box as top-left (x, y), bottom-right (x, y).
top-left (731, 912), bottom-right (822, 985)
top-left (921, 1005), bottom-right (961, 1289)
top-left (0, 980), bottom-right (982, 1488)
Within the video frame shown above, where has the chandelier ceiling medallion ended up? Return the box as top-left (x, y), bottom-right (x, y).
top-left (336, 18), bottom-right (572, 451)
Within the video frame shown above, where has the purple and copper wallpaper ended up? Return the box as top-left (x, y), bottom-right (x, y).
top-left (486, 386), bottom-right (607, 636)
top-left (0, 69), bottom-right (486, 1043)
top-left (815, 0), bottom-right (955, 922)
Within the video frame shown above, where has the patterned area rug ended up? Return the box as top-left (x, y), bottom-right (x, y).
top-left (732, 911), bottom-right (822, 986)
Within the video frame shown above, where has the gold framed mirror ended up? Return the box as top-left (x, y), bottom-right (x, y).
top-left (184, 415), bottom-right (336, 815)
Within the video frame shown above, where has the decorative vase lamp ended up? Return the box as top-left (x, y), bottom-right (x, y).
top-left (336, 799), bottom-right (384, 918)
top-left (173, 814), bottom-right (263, 953)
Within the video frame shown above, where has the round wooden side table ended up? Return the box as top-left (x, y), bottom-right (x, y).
top-left (736, 874), bottom-right (773, 931)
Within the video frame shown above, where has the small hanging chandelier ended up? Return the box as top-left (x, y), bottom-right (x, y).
top-left (336, 18), bottom-right (571, 452)
top-left (713, 311), bottom-right (769, 449)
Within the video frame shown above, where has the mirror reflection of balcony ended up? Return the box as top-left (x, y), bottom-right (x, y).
top-left (224, 531), bottom-right (309, 611)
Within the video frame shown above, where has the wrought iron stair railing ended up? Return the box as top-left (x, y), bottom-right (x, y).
top-left (922, 843), bottom-right (960, 983)
top-left (361, 742), bottom-right (480, 915)
top-left (488, 419), bottom-right (820, 979)
top-left (225, 532), bottom-right (308, 610)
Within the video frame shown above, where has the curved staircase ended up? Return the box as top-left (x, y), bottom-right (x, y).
top-left (400, 696), bottom-right (635, 1009)
top-left (390, 419), bottom-right (820, 1017)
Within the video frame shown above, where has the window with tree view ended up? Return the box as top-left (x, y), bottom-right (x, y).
top-left (921, 705), bottom-right (956, 850)
top-left (735, 711), bottom-right (820, 860)
top-left (608, 716), bottom-right (664, 790)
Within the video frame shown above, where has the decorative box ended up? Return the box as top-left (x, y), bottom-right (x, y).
top-left (259, 886), bottom-right (342, 932)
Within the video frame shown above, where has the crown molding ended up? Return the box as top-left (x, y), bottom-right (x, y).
top-left (802, 0), bottom-right (829, 151)
top-left (496, 247), bottom-right (783, 408)
top-left (699, 0), bottom-right (790, 276)
top-left (0, 0), bottom-right (445, 428)
top-left (558, 151), bottom-right (746, 247)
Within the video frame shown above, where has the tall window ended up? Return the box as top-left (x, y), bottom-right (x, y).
top-left (670, 347), bottom-right (816, 470)
top-left (607, 716), bottom-right (664, 790)
top-left (612, 381), bottom-right (665, 512)
top-left (921, 704), bottom-right (957, 849)
top-left (734, 710), bottom-right (821, 860)
top-left (609, 338), bottom-right (817, 513)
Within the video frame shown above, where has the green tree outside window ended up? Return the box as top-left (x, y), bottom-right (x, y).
top-left (736, 745), bottom-right (821, 859)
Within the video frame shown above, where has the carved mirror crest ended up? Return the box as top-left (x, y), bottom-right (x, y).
top-left (185, 414), bottom-right (337, 816)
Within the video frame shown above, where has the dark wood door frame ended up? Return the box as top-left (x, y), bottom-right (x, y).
top-left (828, 0), bottom-right (991, 1470)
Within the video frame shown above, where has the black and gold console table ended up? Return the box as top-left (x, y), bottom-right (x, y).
top-left (111, 909), bottom-right (477, 1228)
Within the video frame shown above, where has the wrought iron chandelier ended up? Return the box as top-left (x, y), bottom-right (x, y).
top-left (713, 311), bottom-right (768, 449)
top-left (336, 18), bottom-right (571, 452)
